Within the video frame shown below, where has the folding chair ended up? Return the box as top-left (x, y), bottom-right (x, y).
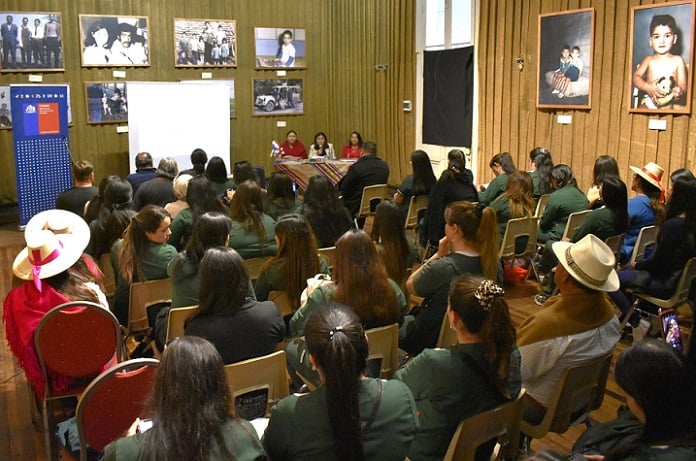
top-left (404, 195), bottom-right (429, 230)
top-left (98, 253), bottom-right (116, 299)
top-left (498, 216), bottom-right (540, 284)
top-left (164, 305), bottom-right (199, 344)
top-left (628, 225), bottom-right (657, 265)
top-left (365, 323), bottom-right (399, 378)
top-left (604, 234), bottom-right (625, 267)
top-left (436, 313), bottom-right (458, 349)
top-left (34, 301), bottom-right (122, 460)
top-left (75, 359), bottom-right (159, 461)
top-left (269, 290), bottom-right (294, 317)
top-left (354, 184), bottom-right (389, 228)
top-left (534, 194), bottom-right (552, 218)
top-left (444, 389), bottom-right (526, 461)
top-left (127, 278), bottom-right (172, 337)
top-left (561, 210), bottom-right (592, 241)
top-left (242, 256), bottom-right (272, 282)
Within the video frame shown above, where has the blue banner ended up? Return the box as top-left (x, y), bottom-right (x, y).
top-left (10, 85), bottom-right (72, 226)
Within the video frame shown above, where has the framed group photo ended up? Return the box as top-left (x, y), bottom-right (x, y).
top-left (629, 1), bottom-right (694, 114)
top-left (254, 27), bottom-right (306, 69)
top-left (84, 81), bottom-right (128, 124)
top-left (1, 12), bottom-right (63, 72)
top-left (252, 78), bottom-right (304, 116)
top-left (537, 8), bottom-right (594, 109)
top-left (181, 79), bottom-right (235, 118)
top-left (174, 18), bottom-right (236, 67)
top-left (79, 15), bottom-right (149, 66)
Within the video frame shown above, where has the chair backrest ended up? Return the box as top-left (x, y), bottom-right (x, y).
top-left (318, 246), bottom-right (336, 270)
top-left (98, 253), bottom-right (116, 298)
top-left (640, 257), bottom-right (696, 309)
top-left (268, 290), bottom-right (294, 317)
top-left (365, 323), bottom-right (399, 378)
top-left (534, 194), bottom-right (552, 218)
top-left (224, 350), bottom-right (289, 417)
top-left (356, 184), bottom-right (389, 218)
top-left (75, 359), bottom-right (159, 459)
top-left (498, 216), bottom-right (539, 260)
top-left (628, 225), bottom-right (657, 265)
top-left (35, 301), bottom-right (122, 398)
top-left (242, 256), bottom-right (272, 282)
top-left (444, 389), bottom-right (526, 461)
top-left (436, 312), bottom-right (457, 349)
top-left (521, 351), bottom-right (613, 438)
top-left (404, 194), bottom-right (429, 230)
top-left (165, 305), bottom-right (199, 344)
top-left (561, 210), bottom-right (592, 241)
top-left (128, 278), bottom-right (172, 335)
top-left (604, 234), bottom-right (625, 264)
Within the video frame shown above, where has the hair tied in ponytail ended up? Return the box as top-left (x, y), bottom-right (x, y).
top-left (474, 279), bottom-right (504, 311)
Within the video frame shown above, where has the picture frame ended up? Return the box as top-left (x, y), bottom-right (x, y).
top-left (174, 19), bottom-right (236, 67)
top-left (84, 81), bottom-right (128, 124)
top-left (537, 8), bottom-right (594, 109)
top-left (628, 1), bottom-right (694, 114)
top-left (181, 79), bottom-right (235, 118)
top-left (0, 12), bottom-right (63, 72)
top-left (0, 84), bottom-right (72, 129)
top-left (79, 14), bottom-right (149, 67)
top-left (252, 78), bottom-right (304, 116)
top-left (254, 27), bottom-right (306, 69)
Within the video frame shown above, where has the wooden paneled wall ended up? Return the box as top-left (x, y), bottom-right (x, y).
top-left (0, 0), bottom-right (415, 203)
top-left (478, 0), bottom-right (696, 191)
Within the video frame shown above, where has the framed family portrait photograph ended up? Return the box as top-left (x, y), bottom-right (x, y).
top-left (1, 12), bottom-right (63, 72)
top-left (84, 81), bottom-right (128, 124)
top-left (537, 8), bottom-right (594, 109)
top-left (254, 27), bottom-right (306, 69)
top-left (629, 1), bottom-right (694, 114)
top-left (181, 79), bottom-right (235, 118)
top-left (79, 15), bottom-right (149, 66)
top-left (174, 19), bottom-right (236, 67)
top-left (253, 78), bottom-right (303, 116)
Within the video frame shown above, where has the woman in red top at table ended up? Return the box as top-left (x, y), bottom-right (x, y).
top-left (280, 130), bottom-right (307, 160)
top-left (341, 131), bottom-right (364, 159)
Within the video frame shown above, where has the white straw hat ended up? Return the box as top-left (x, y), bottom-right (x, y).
top-left (552, 234), bottom-right (619, 292)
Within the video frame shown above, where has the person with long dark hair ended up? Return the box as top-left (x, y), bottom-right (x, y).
top-left (263, 305), bottom-right (418, 461)
top-left (528, 147), bottom-right (554, 200)
top-left (537, 164), bottom-right (589, 243)
top-left (228, 180), bottom-right (277, 258)
top-left (396, 276), bottom-right (521, 460)
top-left (393, 150), bottom-right (437, 213)
top-left (666, 167), bottom-right (694, 203)
top-left (102, 336), bottom-right (266, 460)
top-left (205, 156), bottom-right (236, 197)
top-left (279, 130), bottom-right (307, 160)
top-left (340, 130), bottom-right (364, 159)
top-left (308, 131), bottom-right (335, 159)
top-left (371, 201), bottom-right (418, 285)
top-left (263, 172), bottom-right (301, 220)
top-left (478, 152), bottom-right (516, 206)
top-left (300, 175), bottom-right (353, 248)
top-left (86, 177), bottom-right (135, 261)
top-left (587, 154), bottom-right (620, 208)
top-left (84, 174), bottom-right (120, 223)
top-left (180, 147), bottom-right (208, 177)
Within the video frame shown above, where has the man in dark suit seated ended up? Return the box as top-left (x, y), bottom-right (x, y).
top-left (338, 141), bottom-right (389, 216)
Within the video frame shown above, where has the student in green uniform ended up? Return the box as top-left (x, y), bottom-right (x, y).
top-left (263, 172), bottom-right (301, 220)
top-left (489, 170), bottom-right (536, 242)
top-left (263, 305), bottom-right (418, 461)
top-left (528, 147), bottom-right (554, 201)
top-left (228, 180), bottom-right (277, 259)
top-left (371, 201), bottom-right (419, 286)
top-left (102, 336), bottom-right (266, 460)
top-left (395, 276), bottom-right (521, 461)
top-left (537, 164), bottom-right (589, 244)
top-left (478, 152), bottom-right (516, 206)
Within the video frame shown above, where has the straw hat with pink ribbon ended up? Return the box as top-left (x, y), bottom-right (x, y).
top-left (630, 161), bottom-right (666, 203)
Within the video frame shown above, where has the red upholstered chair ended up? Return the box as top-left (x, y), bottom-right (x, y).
top-left (75, 359), bottom-right (159, 461)
top-left (34, 301), bottom-right (122, 460)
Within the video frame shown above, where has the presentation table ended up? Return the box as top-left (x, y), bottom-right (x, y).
top-left (273, 159), bottom-right (355, 190)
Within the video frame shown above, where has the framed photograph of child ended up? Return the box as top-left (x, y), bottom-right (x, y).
top-left (174, 18), bottom-right (236, 68)
top-left (537, 8), bottom-right (594, 109)
top-left (84, 81), bottom-right (128, 124)
top-left (181, 79), bottom-right (235, 118)
top-left (79, 15), bottom-right (149, 67)
top-left (253, 79), bottom-right (304, 116)
top-left (0, 12), bottom-right (63, 72)
top-left (254, 27), bottom-right (306, 69)
top-left (629, 1), bottom-right (694, 114)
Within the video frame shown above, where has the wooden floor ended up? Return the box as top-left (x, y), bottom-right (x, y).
top-left (0, 223), bottom-right (640, 459)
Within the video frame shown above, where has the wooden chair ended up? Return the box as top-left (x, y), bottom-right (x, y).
top-left (628, 225), bottom-right (657, 265)
top-left (75, 359), bottom-right (159, 461)
top-left (436, 312), bottom-right (457, 349)
top-left (34, 301), bottom-right (122, 461)
top-left (354, 184), bottom-right (389, 227)
top-left (164, 305), bottom-right (199, 344)
top-left (242, 256), bottom-right (272, 282)
top-left (444, 389), bottom-right (526, 461)
top-left (560, 209), bottom-right (592, 241)
top-left (98, 253), bottom-right (116, 299)
top-left (269, 290), bottom-right (294, 317)
top-left (318, 246), bottom-right (336, 270)
top-left (128, 278), bottom-right (172, 337)
top-left (520, 351), bottom-right (613, 442)
top-left (365, 323), bottom-right (399, 378)
top-left (534, 194), bottom-right (552, 218)
top-left (404, 194), bottom-right (429, 230)
top-left (498, 216), bottom-right (540, 283)
top-left (224, 350), bottom-right (290, 417)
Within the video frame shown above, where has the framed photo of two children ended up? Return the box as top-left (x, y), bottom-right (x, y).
top-left (629, 1), bottom-right (694, 114)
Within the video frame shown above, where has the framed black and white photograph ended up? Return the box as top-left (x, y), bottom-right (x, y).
top-left (84, 81), bottom-right (128, 124)
top-left (0, 85), bottom-right (11, 127)
top-left (537, 8), bottom-right (594, 109)
top-left (253, 79), bottom-right (303, 116)
top-left (254, 27), bottom-right (306, 69)
top-left (174, 18), bottom-right (236, 67)
top-left (0, 12), bottom-right (63, 72)
top-left (181, 79), bottom-right (235, 118)
top-left (629, 1), bottom-right (694, 114)
top-left (79, 15), bottom-right (149, 67)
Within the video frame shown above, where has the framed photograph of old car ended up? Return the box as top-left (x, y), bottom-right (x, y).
top-left (253, 78), bottom-right (303, 116)
top-left (0, 12), bottom-right (63, 72)
top-left (537, 8), bottom-right (594, 109)
top-left (254, 27), bottom-right (306, 69)
top-left (79, 15), bottom-right (149, 66)
top-left (628, 1), bottom-right (694, 114)
top-left (174, 18), bottom-right (236, 67)
top-left (84, 81), bottom-right (128, 124)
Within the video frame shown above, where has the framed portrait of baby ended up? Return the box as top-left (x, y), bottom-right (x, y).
top-left (629, 1), bottom-right (694, 114)
top-left (174, 18), bottom-right (237, 68)
top-left (0, 12), bottom-right (63, 72)
top-left (79, 15), bottom-right (149, 67)
top-left (537, 8), bottom-right (595, 109)
top-left (254, 27), bottom-right (306, 69)
top-left (84, 81), bottom-right (128, 124)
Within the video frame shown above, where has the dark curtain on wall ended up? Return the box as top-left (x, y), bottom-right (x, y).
top-left (422, 46), bottom-right (474, 147)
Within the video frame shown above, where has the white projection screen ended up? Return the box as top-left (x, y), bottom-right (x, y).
top-left (127, 81), bottom-right (230, 174)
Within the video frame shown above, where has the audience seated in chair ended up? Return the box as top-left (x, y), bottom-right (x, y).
top-left (370, 201), bottom-right (419, 286)
top-left (338, 140), bottom-right (389, 216)
top-left (85, 178), bottom-right (135, 262)
top-left (228, 180), bottom-right (278, 259)
top-left (300, 175), bottom-right (354, 248)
